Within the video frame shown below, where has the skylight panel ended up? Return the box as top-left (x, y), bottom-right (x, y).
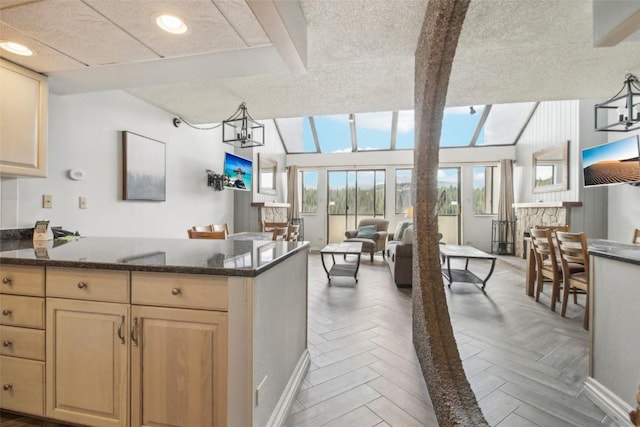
top-left (479, 102), bottom-right (537, 145)
top-left (396, 110), bottom-right (415, 149)
top-left (315, 115), bottom-right (352, 153)
top-left (355, 111), bottom-right (392, 151)
top-left (440, 106), bottom-right (485, 147)
top-left (274, 117), bottom-right (318, 153)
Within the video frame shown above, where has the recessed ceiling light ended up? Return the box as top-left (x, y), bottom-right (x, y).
top-left (155, 14), bottom-right (188, 34)
top-left (0, 41), bottom-right (34, 56)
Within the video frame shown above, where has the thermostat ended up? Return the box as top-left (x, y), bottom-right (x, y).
top-left (68, 169), bottom-right (86, 181)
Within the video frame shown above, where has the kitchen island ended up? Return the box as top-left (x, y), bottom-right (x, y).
top-left (0, 237), bottom-right (310, 427)
top-left (584, 240), bottom-right (640, 427)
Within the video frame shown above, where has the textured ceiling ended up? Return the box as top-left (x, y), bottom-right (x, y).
top-left (2, 0), bottom-right (640, 123)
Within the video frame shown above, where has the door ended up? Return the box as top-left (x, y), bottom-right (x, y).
top-left (437, 167), bottom-right (461, 244)
top-left (327, 170), bottom-right (385, 243)
top-left (130, 305), bottom-right (228, 427)
top-left (46, 298), bottom-right (129, 427)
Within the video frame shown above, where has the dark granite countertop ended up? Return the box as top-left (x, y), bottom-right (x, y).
top-left (588, 239), bottom-right (640, 266)
top-left (0, 237), bottom-right (309, 277)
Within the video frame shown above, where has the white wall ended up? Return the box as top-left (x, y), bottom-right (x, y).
top-left (514, 100), bottom-right (581, 203)
top-left (4, 90), bottom-right (246, 237)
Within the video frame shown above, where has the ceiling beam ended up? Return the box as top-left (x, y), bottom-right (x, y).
top-left (593, 0), bottom-right (640, 47)
top-left (246, 0), bottom-right (307, 74)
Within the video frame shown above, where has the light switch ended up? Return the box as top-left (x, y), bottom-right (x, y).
top-left (79, 196), bottom-right (87, 209)
top-left (42, 194), bottom-right (52, 208)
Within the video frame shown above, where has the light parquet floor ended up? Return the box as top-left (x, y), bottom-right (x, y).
top-left (286, 254), bottom-right (614, 427)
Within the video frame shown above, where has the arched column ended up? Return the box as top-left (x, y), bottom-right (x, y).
top-left (412, 0), bottom-right (488, 425)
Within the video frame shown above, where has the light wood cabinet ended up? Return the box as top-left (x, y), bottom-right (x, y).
top-left (130, 305), bottom-right (228, 427)
top-left (46, 298), bottom-right (129, 427)
top-left (0, 59), bottom-right (48, 177)
top-left (47, 267), bottom-right (130, 303)
top-left (131, 271), bottom-right (227, 310)
top-left (0, 355), bottom-right (45, 415)
top-left (41, 268), bottom-right (229, 427)
top-left (0, 265), bottom-right (45, 296)
top-left (0, 265), bottom-right (46, 417)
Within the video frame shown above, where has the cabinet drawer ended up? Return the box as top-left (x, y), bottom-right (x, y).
top-left (0, 355), bottom-right (45, 416)
top-left (0, 295), bottom-right (44, 329)
top-left (132, 272), bottom-right (228, 311)
top-left (0, 325), bottom-right (45, 360)
top-left (47, 267), bottom-right (130, 303)
top-left (0, 265), bottom-right (45, 296)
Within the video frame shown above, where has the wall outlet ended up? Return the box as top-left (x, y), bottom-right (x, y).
top-left (79, 196), bottom-right (87, 209)
top-left (42, 194), bottom-right (52, 208)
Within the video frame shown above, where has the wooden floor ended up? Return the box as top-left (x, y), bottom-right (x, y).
top-left (285, 253), bottom-right (614, 427)
top-left (2, 254), bottom-right (614, 427)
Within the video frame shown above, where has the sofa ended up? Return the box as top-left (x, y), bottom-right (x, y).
top-left (386, 223), bottom-right (414, 287)
top-left (344, 218), bottom-right (389, 262)
top-left (386, 223), bottom-right (443, 287)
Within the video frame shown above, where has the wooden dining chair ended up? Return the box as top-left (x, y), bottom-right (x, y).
top-left (271, 227), bottom-right (288, 241)
top-left (286, 224), bottom-right (300, 241)
top-left (191, 225), bottom-right (213, 232)
top-left (263, 221), bottom-right (288, 232)
top-left (529, 228), bottom-right (562, 311)
top-left (187, 230), bottom-right (227, 239)
top-left (633, 228), bottom-right (640, 244)
top-left (212, 223), bottom-right (229, 235)
top-left (555, 231), bottom-right (590, 330)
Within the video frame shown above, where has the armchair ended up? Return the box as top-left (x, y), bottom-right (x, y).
top-left (344, 218), bottom-right (389, 262)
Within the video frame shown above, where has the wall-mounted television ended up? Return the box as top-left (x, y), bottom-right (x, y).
top-left (581, 135), bottom-right (640, 187)
top-left (223, 152), bottom-right (253, 191)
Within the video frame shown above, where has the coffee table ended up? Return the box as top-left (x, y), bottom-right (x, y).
top-left (439, 244), bottom-right (497, 290)
top-left (320, 242), bottom-right (363, 283)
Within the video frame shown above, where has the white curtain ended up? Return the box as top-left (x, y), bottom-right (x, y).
top-left (497, 159), bottom-right (515, 250)
top-left (287, 165), bottom-right (299, 219)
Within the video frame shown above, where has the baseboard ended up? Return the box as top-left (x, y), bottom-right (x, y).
top-left (583, 376), bottom-right (634, 427)
top-left (266, 349), bottom-right (310, 427)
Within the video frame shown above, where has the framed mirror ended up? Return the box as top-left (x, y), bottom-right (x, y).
top-left (532, 141), bottom-right (568, 193)
top-left (258, 154), bottom-right (277, 195)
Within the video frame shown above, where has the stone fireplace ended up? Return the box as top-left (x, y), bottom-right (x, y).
top-left (513, 202), bottom-right (582, 257)
top-left (251, 202), bottom-right (289, 229)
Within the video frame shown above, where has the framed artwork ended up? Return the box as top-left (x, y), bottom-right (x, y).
top-left (122, 131), bottom-right (166, 201)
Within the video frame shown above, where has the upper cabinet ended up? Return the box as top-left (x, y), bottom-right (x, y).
top-left (0, 59), bottom-right (48, 177)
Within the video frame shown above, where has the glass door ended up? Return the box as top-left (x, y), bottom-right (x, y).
top-left (437, 167), bottom-right (460, 244)
top-left (327, 170), bottom-right (385, 243)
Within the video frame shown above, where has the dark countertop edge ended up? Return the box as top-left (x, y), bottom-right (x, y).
top-left (588, 248), bottom-right (640, 266)
top-left (0, 243), bottom-right (310, 277)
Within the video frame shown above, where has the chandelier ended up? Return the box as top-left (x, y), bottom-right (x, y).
top-left (222, 102), bottom-right (264, 147)
top-left (595, 73), bottom-right (640, 132)
top-left (172, 102), bottom-right (265, 147)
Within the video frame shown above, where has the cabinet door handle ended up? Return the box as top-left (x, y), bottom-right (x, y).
top-left (2, 277), bottom-right (12, 285)
top-left (2, 340), bottom-right (12, 347)
top-left (1, 310), bottom-right (11, 316)
top-left (131, 318), bottom-right (139, 347)
top-left (117, 315), bottom-right (125, 344)
top-left (3, 384), bottom-right (12, 391)
top-left (77, 281), bottom-right (88, 289)
top-left (171, 288), bottom-right (181, 296)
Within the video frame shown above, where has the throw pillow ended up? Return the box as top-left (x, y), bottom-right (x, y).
top-left (392, 222), bottom-right (404, 240)
top-left (356, 225), bottom-right (377, 238)
top-left (394, 221), bottom-right (411, 241)
top-left (401, 226), bottom-right (414, 244)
